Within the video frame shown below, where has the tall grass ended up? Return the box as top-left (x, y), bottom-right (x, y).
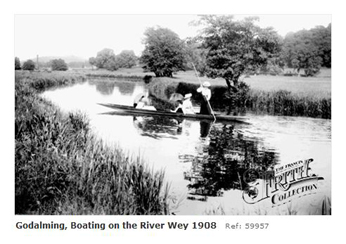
top-left (247, 90), bottom-right (331, 119)
top-left (16, 71), bottom-right (87, 92)
top-left (15, 72), bottom-right (168, 214)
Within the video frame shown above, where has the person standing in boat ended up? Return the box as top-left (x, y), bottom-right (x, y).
top-left (197, 81), bottom-right (212, 115)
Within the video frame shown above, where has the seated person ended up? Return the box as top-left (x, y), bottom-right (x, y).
top-left (182, 93), bottom-right (195, 114)
top-left (135, 94), bottom-right (156, 111)
top-left (171, 100), bottom-right (184, 113)
top-left (171, 93), bottom-right (195, 114)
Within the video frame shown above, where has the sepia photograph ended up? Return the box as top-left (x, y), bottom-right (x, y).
top-left (14, 14), bottom-right (331, 216)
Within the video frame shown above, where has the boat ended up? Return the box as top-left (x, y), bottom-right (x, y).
top-left (98, 103), bottom-right (250, 124)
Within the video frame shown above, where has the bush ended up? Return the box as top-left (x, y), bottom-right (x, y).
top-left (51, 59), bottom-right (68, 71)
top-left (22, 60), bottom-right (35, 71)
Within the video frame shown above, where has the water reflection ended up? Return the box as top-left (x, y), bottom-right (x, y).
top-left (41, 81), bottom-right (331, 215)
top-left (89, 79), bottom-right (137, 97)
top-left (131, 115), bottom-right (279, 202)
top-left (94, 81), bottom-right (115, 95)
top-left (117, 82), bottom-right (136, 95)
top-left (133, 116), bottom-right (183, 139)
top-left (181, 124), bottom-right (278, 201)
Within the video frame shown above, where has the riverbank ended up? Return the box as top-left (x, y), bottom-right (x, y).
top-left (15, 71), bottom-right (169, 215)
top-left (146, 72), bottom-right (331, 119)
top-left (26, 68), bottom-right (331, 119)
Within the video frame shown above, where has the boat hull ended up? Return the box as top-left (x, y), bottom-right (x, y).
top-left (98, 103), bottom-right (249, 123)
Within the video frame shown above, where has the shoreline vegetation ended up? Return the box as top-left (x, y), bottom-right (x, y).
top-left (15, 71), bottom-right (169, 215)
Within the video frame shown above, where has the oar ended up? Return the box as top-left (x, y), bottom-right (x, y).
top-left (191, 63), bottom-right (216, 121)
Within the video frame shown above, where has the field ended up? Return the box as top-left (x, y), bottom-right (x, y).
top-left (175, 68), bottom-right (331, 99)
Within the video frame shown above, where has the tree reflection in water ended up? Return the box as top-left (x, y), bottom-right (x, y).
top-left (93, 81), bottom-right (116, 95)
top-left (89, 80), bottom-right (136, 96)
top-left (133, 116), bottom-right (183, 139)
top-left (131, 116), bottom-right (278, 202)
top-left (183, 122), bottom-right (278, 202)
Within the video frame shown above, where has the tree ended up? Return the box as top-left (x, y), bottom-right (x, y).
top-left (89, 57), bottom-right (96, 67)
top-left (116, 50), bottom-right (138, 68)
top-left (140, 27), bottom-right (186, 77)
top-left (184, 38), bottom-right (208, 76)
top-left (91, 48), bottom-right (118, 70)
top-left (22, 60), bottom-right (35, 71)
top-left (197, 15), bottom-right (282, 89)
top-left (15, 57), bottom-right (21, 70)
top-left (281, 25), bottom-right (331, 76)
top-left (50, 59), bottom-right (68, 71)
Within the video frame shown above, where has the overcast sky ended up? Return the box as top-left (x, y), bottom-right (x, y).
top-left (15, 14), bottom-right (331, 61)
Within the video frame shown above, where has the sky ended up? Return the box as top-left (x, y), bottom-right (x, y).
top-left (14, 14), bottom-right (331, 61)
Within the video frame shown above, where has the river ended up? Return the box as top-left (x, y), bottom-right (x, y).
top-left (41, 79), bottom-right (331, 215)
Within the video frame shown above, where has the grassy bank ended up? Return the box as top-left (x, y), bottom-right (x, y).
top-left (70, 67), bottom-right (154, 82)
top-left (15, 71), bottom-right (168, 214)
top-left (147, 73), bottom-right (331, 119)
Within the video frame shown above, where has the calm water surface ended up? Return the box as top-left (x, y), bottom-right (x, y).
top-left (42, 79), bottom-right (331, 215)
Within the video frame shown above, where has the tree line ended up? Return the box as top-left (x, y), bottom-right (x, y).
top-left (89, 15), bottom-right (331, 90)
top-left (16, 15), bottom-right (331, 91)
top-left (89, 49), bottom-right (137, 70)
top-left (137, 15), bottom-right (331, 90)
top-left (15, 58), bottom-right (70, 71)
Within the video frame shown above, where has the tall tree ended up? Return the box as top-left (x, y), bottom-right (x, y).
top-left (140, 27), bottom-right (186, 77)
top-left (116, 50), bottom-right (138, 68)
top-left (197, 15), bottom-right (282, 89)
top-left (92, 48), bottom-right (118, 70)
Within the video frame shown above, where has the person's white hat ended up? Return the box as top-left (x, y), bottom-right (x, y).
top-left (203, 81), bottom-right (211, 87)
top-left (184, 93), bottom-right (192, 99)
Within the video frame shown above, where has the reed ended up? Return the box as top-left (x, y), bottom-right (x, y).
top-left (15, 72), bottom-right (169, 215)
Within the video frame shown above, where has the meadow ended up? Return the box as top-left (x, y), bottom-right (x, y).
top-left (15, 71), bottom-right (169, 214)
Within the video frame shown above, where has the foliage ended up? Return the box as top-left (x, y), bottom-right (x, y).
top-left (281, 24), bottom-right (331, 76)
top-left (184, 38), bottom-right (208, 76)
top-left (50, 59), bottom-right (68, 71)
top-left (22, 59), bottom-right (36, 71)
top-left (196, 15), bottom-right (282, 89)
top-left (91, 48), bottom-right (118, 70)
top-left (116, 50), bottom-right (138, 68)
top-left (15, 57), bottom-right (21, 70)
top-left (89, 49), bottom-right (138, 71)
top-left (140, 27), bottom-right (186, 77)
top-left (259, 58), bottom-right (284, 76)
